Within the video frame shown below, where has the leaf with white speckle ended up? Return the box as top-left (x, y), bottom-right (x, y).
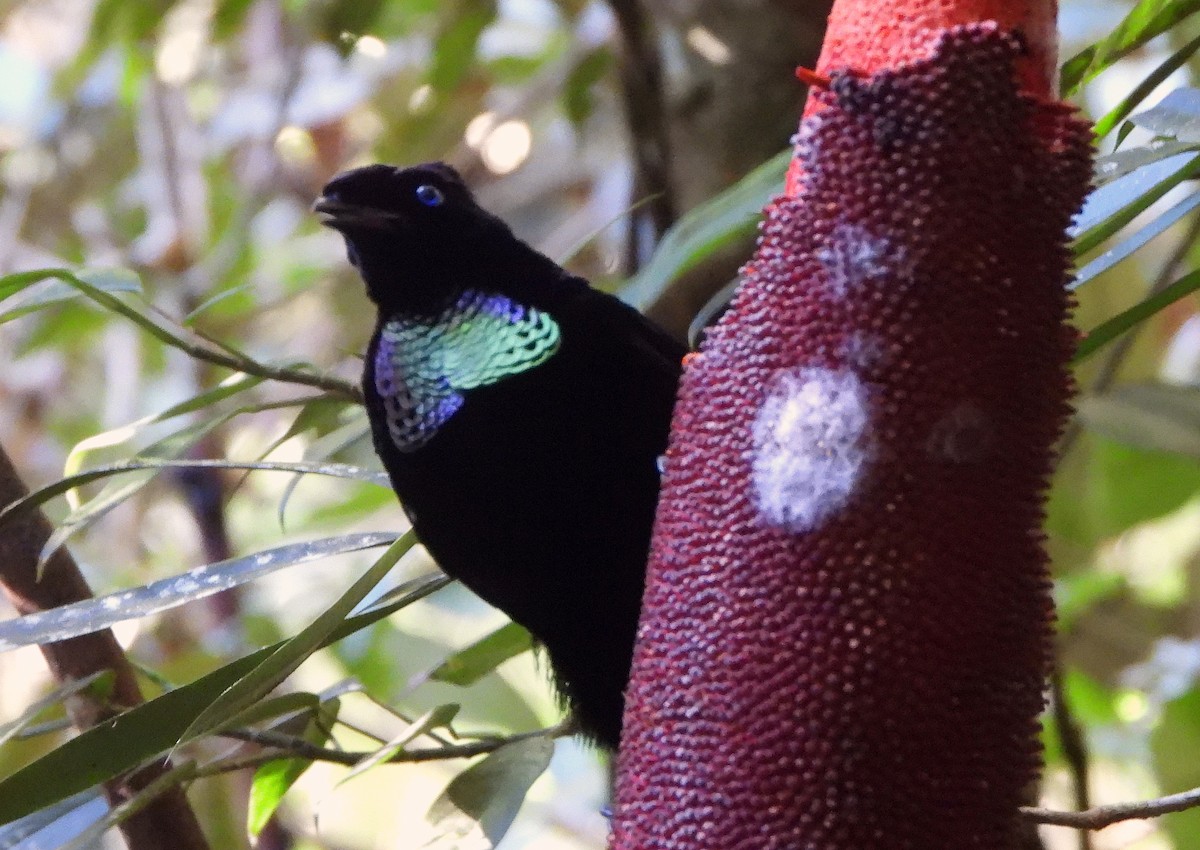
top-left (0, 532), bottom-right (397, 652)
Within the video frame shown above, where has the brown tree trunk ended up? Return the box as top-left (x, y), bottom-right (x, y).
top-left (0, 445), bottom-right (210, 850)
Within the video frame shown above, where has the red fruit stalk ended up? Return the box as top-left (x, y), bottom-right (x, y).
top-left (610, 2), bottom-right (1092, 848)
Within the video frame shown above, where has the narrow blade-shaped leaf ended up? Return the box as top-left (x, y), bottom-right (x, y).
top-left (1072, 192), bottom-right (1200, 289)
top-left (0, 790), bottom-right (104, 849)
top-left (0, 532), bottom-right (396, 652)
top-left (0, 458), bottom-right (390, 529)
top-left (1096, 38), bottom-right (1200, 138)
top-left (0, 569), bottom-right (450, 823)
top-left (1072, 154), bottom-right (1200, 256)
top-left (1077, 384), bottom-right (1200, 458)
top-left (175, 532), bottom-right (417, 748)
top-left (0, 267), bottom-right (142, 325)
top-left (0, 672), bottom-right (113, 745)
top-left (623, 149), bottom-right (789, 309)
top-left (424, 736), bottom-right (554, 849)
top-left (1095, 140), bottom-right (1200, 186)
top-left (422, 623), bottom-right (533, 688)
top-left (1061, 0), bottom-right (1200, 94)
top-left (1075, 268), bottom-right (1200, 361)
top-left (1128, 87), bottom-right (1200, 142)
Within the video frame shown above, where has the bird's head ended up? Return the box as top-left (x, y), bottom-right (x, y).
top-left (314, 162), bottom-right (510, 313)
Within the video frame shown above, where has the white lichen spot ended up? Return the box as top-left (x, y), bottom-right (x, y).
top-left (926, 402), bottom-right (992, 464)
top-left (814, 223), bottom-right (900, 296)
top-left (172, 575), bottom-right (201, 596)
top-left (751, 367), bottom-right (873, 533)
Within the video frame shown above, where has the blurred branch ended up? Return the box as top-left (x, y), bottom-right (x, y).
top-left (186, 13), bottom-right (309, 300)
top-left (1050, 666), bottom-right (1093, 850)
top-left (0, 443), bottom-right (210, 850)
top-left (1022, 784), bottom-right (1200, 830)
top-left (606, 0), bottom-right (676, 268)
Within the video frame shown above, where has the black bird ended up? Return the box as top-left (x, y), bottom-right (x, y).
top-left (315, 162), bottom-right (683, 749)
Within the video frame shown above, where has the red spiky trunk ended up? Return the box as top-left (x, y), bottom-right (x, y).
top-left (610, 1), bottom-right (1092, 847)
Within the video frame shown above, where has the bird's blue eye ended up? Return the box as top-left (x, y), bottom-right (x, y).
top-left (415, 184), bottom-right (444, 207)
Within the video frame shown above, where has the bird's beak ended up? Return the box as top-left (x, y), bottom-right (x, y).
top-left (312, 197), bottom-right (403, 230)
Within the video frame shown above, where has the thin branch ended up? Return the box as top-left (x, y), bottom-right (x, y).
top-left (1022, 784), bottom-right (1200, 830)
top-left (220, 724), bottom-right (567, 766)
top-left (606, 0), bottom-right (676, 269)
top-left (0, 444), bottom-right (210, 850)
top-left (163, 335), bottom-right (362, 402)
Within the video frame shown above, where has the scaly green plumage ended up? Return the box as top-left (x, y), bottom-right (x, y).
top-left (374, 290), bottom-right (562, 451)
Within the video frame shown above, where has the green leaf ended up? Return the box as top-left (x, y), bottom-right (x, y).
top-left (0, 533), bottom-right (397, 652)
top-left (247, 699), bottom-right (339, 838)
top-left (0, 268), bottom-right (207, 355)
top-left (1076, 384), bottom-right (1200, 458)
top-left (0, 267), bottom-right (359, 400)
top-left (1082, 436), bottom-right (1200, 538)
top-left (1060, 0), bottom-right (1200, 94)
top-left (0, 570), bottom-right (451, 824)
top-left (1072, 192), bottom-right (1200, 290)
top-left (562, 47), bottom-right (612, 127)
top-left (56, 760), bottom-right (200, 850)
top-left (1095, 36), bottom-right (1200, 138)
top-left (1054, 570), bottom-right (1125, 630)
top-left (1153, 690), bottom-right (1200, 846)
top-left (1062, 668), bottom-right (1122, 727)
top-left (19, 396), bottom-right (329, 570)
top-left (425, 622), bottom-right (533, 687)
top-left (183, 284), bottom-right (254, 324)
top-left (1127, 86), bottom-right (1200, 142)
top-left (219, 692), bottom-right (321, 734)
top-left (64, 373), bottom-right (265, 472)
top-left (1093, 140), bottom-right (1200, 186)
top-left (0, 458), bottom-right (390, 532)
top-left (34, 418), bottom-right (228, 571)
top-left (213, 0), bottom-right (257, 39)
top-left (624, 148), bottom-right (790, 310)
top-left (424, 736), bottom-right (554, 848)
top-left (0, 790), bottom-right (103, 848)
top-left (1074, 267), bottom-right (1200, 361)
top-left (428, 0), bottom-right (497, 91)
top-left (1071, 153), bottom-right (1200, 257)
top-left (174, 533), bottom-right (417, 748)
top-left (0, 268), bottom-right (142, 325)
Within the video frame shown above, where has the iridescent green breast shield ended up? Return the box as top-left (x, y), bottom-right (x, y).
top-left (374, 290), bottom-right (561, 451)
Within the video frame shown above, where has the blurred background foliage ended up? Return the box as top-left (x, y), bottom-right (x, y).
top-left (0, 0), bottom-right (1199, 848)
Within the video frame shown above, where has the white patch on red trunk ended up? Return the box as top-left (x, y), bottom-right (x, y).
top-left (814, 222), bottom-right (903, 297)
top-left (751, 367), bottom-right (872, 532)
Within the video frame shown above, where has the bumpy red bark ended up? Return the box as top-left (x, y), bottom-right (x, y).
top-left (611, 18), bottom-right (1092, 850)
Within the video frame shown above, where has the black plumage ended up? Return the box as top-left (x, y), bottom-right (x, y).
top-left (315, 162), bottom-right (683, 749)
